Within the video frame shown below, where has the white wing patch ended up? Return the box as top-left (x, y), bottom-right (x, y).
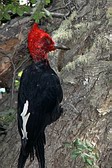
top-left (21, 100), bottom-right (30, 139)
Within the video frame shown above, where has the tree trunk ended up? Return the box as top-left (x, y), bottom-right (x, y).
top-left (0, 0), bottom-right (111, 168)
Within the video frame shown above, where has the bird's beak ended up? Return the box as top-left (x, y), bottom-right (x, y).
top-left (54, 43), bottom-right (70, 50)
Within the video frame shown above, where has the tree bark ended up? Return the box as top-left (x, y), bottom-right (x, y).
top-left (0, 0), bottom-right (111, 168)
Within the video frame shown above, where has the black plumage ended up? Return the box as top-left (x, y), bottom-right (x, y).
top-left (17, 59), bottom-right (63, 168)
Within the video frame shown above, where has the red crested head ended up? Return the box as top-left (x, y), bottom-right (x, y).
top-left (28, 23), bottom-right (55, 61)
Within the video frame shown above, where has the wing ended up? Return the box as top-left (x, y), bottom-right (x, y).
top-left (17, 63), bottom-right (63, 142)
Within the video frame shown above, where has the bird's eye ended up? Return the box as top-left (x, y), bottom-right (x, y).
top-left (46, 38), bottom-right (51, 45)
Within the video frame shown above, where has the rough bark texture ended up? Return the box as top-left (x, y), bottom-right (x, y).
top-left (0, 0), bottom-right (111, 168)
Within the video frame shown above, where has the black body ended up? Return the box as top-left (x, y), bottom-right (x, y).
top-left (17, 60), bottom-right (63, 168)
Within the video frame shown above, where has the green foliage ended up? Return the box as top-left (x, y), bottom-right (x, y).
top-left (14, 70), bottom-right (23, 90)
top-left (0, 0), bottom-right (51, 23)
top-left (18, 71), bottom-right (23, 77)
top-left (0, 3), bottom-right (31, 21)
top-left (31, 0), bottom-right (37, 4)
top-left (15, 80), bottom-right (20, 89)
top-left (32, 0), bottom-right (51, 22)
top-left (45, 0), bottom-right (51, 5)
top-left (64, 138), bottom-right (99, 167)
top-left (32, 1), bottom-right (45, 23)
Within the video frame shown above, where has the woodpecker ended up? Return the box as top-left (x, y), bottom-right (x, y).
top-left (17, 23), bottom-right (69, 168)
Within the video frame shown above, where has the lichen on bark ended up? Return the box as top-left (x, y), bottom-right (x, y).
top-left (0, 0), bottom-right (111, 168)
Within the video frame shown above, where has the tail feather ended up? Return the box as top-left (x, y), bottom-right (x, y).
top-left (18, 138), bottom-right (35, 168)
top-left (18, 134), bottom-right (45, 168)
top-left (30, 146), bottom-right (34, 161)
top-left (21, 138), bottom-right (27, 155)
top-left (21, 138), bottom-right (34, 160)
top-left (22, 138), bottom-right (27, 147)
top-left (18, 147), bottom-right (29, 168)
top-left (35, 132), bottom-right (45, 168)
